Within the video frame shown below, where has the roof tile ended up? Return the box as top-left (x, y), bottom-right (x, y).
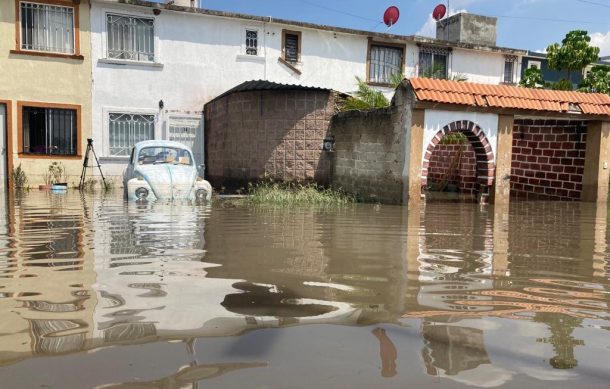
top-left (408, 78), bottom-right (610, 117)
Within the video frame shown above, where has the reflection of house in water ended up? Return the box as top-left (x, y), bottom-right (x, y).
top-left (421, 324), bottom-right (490, 376)
top-left (0, 192), bottom-right (97, 366)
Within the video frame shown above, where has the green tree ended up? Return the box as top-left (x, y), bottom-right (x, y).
top-left (546, 30), bottom-right (600, 90)
top-left (340, 77), bottom-right (390, 111)
top-left (519, 67), bottom-right (546, 89)
top-left (579, 65), bottom-right (610, 94)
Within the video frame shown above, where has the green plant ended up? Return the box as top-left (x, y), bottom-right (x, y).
top-left (48, 162), bottom-right (67, 184)
top-left (340, 77), bottom-right (390, 111)
top-left (440, 132), bottom-right (467, 145)
top-left (451, 73), bottom-right (468, 82)
top-left (519, 67), bottom-right (547, 89)
top-left (551, 79), bottom-right (574, 91)
top-left (420, 63), bottom-right (448, 79)
top-left (12, 164), bottom-right (28, 189)
top-left (579, 65), bottom-right (610, 94)
top-left (41, 170), bottom-right (52, 186)
top-left (546, 30), bottom-right (600, 88)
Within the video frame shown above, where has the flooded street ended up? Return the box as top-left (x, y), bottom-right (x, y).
top-left (1, 191), bottom-right (610, 388)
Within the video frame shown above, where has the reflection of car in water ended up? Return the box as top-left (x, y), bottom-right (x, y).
top-left (123, 140), bottom-right (212, 202)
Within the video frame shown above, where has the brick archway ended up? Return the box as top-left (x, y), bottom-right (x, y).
top-left (421, 120), bottom-right (495, 193)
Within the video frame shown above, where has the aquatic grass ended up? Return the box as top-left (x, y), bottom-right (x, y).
top-left (227, 181), bottom-right (357, 207)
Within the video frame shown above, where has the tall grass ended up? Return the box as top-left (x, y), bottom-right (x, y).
top-left (243, 181), bottom-right (356, 206)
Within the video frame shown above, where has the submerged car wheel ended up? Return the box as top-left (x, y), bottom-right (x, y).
top-left (136, 187), bottom-right (149, 200)
top-left (195, 189), bottom-right (209, 202)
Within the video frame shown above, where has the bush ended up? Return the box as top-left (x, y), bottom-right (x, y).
top-left (237, 181), bottom-right (356, 206)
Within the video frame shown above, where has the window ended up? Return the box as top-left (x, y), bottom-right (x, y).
top-left (528, 60), bottom-right (541, 70)
top-left (108, 113), bottom-right (155, 157)
top-left (167, 115), bottom-right (204, 166)
top-left (419, 46), bottom-right (449, 79)
top-left (106, 13), bottom-right (154, 62)
top-left (245, 29), bottom-right (258, 56)
top-left (282, 30), bottom-right (301, 63)
top-left (504, 56), bottom-right (517, 84)
top-left (368, 44), bottom-right (404, 85)
top-left (19, 1), bottom-right (75, 54)
top-left (22, 106), bottom-right (77, 155)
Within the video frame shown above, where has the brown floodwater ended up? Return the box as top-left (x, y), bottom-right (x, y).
top-left (0, 190), bottom-right (609, 388)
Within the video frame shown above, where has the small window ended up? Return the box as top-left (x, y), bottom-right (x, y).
top-left (245, 29), bottom-right (258, 56)
top-left (22, 106), bottom-right (77, 155)
top-left (419, 47), bottom-right (449, 79)
top-left (282, 30), bottom-right (301, 63)
top-left (504, 57), bottom-right (516, 84)
top-left (528, 60), bottom-right (541, 70)
top-left (106, 13), bottom-right (155, 62)
top-left (368, 44), bottom-right (404, 85)
top-left (108, 113), bottom-right (155, 157)
top-left (20, 1), bottom-right (75, 54)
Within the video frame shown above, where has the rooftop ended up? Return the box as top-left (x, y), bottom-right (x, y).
top-left (408, 78), bottom-right (610, 116)
top-left (107, 0), bottom-right (526, 55)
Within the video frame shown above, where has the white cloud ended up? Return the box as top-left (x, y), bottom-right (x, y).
top-left (589, 31), bottom-right (610, 57)
top-left (415, 8), bottom-right (468, 38)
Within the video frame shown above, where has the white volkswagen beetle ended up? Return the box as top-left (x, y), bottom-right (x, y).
top-left (123, 140), bottom-right (212, 202)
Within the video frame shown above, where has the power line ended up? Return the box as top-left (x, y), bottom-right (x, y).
top-left (299, 0), bottom-right (380, 24)
top-left (576, 0), bottom-right (610, 9)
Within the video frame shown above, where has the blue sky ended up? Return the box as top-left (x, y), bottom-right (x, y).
top-left (157, 1), bottom-right (610, 54)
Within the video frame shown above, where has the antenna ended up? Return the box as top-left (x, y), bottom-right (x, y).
top-left (383, 6), bottom-right (400, 30)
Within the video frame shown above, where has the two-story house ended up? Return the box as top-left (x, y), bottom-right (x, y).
top-left (89, 0), bottom-right (526, 179)
top-left (0, 0), bottom-right (93, 187)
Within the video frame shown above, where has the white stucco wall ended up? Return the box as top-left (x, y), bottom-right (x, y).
top-left (422, 110), bottom-right (499, 164)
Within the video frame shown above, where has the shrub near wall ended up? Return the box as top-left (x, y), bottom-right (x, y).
top-left (511, 119), bottom-right (587, 201)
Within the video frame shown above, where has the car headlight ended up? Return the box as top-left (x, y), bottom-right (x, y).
top-left (135, 187), bottom-right (149, 200)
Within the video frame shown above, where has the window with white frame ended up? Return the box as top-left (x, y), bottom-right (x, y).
top-left (108, 113), bottom-right (155, 157)
top-left (504, 56), bottom-right (517, 84)
top-left (106, 13), bottom-right (154, 62)
top-left (20, 1), bottom-right (75, 54)
top-left (245, 29), bottom-right (258, 56)
top-left (167, 116), bottom-right (204, 167)
top-left (368, 44), bottom-right (403, 84)
top-left (419, 46), bottom-right (449, 79)
top-left (528, 60), bottom-right (542, 70)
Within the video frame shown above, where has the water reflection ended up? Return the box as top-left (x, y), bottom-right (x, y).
top-left (0, 191), bottom-right (609, 388)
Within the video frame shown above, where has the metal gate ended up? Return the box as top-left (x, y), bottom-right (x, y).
top-left (166, 114), bottom-right (204, 172)
top-left (0, 104), bottom-right (7, 192)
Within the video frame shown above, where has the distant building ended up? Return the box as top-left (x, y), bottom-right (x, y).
top-left (521, 51), bottom-right (610, 89)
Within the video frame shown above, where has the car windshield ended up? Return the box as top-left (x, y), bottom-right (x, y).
top-left (137, 146), bottom-right (193, 166)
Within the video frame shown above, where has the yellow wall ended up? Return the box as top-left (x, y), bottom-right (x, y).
top-left (0, 0), bottom-right (92, 186)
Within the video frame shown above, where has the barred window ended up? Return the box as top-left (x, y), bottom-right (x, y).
top-left (246, 30), bottom-right (258, 55)
top-left (283, 31), bottom-right (300, 63)
top-left (419, 47), bottom-right (449, 79)
top-left (22, 107), bottom-right (77, 156)
top-left (106, 13), bottom-right (154, 62)
top-left (109, 113), bottom-right (155, 157)
top-left (369, 44), bottom-right (403, 84)
top-left (504, 56), bottom-right (517, 84)
top-left (20, 2), bottom-right (75, 54)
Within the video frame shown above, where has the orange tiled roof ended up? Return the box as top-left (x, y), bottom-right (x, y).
top-left (408, 78), bottom-right (610, 116)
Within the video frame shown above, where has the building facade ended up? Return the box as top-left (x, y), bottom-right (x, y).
top-left (0, 0), bottom-right (93, 187)
top-left (90, 0), bottom-right (526, 181)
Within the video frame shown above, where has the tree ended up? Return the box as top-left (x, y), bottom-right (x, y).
top-left (546, 30), bottom-right (600, 89)
top-left (579, 65), bottom-right (610, 94)
top-left (340, 77), bottom-right (390, 111)
top-left (519, 67), bottom-right (546, 88)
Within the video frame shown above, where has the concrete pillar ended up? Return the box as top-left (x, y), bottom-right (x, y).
top-left (582, 121), bottom-right (610, 202)
top-left (406, 109), bottom-right (425, 207)
top-left (492, 114), bottom-right (514, 205)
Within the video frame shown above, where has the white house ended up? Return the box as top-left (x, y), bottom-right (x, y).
top-left (90, 0), bottom-right (526, 179)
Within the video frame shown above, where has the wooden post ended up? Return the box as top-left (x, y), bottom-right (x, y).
top-left (582, 121), bottom-right (610, 203)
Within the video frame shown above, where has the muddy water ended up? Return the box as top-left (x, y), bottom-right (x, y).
top-left (0, 191), bottom-right (609, 388)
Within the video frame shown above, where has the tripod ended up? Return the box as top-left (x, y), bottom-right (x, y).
top-left (79, 138), bottom-right (108, 190)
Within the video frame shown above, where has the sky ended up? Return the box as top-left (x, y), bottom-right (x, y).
top-left (154, 0), bottom-right (610, 55)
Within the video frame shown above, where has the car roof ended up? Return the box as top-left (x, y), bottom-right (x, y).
top-left (134, 140), bottom-right (192, 152)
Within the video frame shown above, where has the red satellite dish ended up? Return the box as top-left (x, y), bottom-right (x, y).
top-left (383, 6), bottom-right (400, 27)
top-left (433, 4), bottom-right (447, 21)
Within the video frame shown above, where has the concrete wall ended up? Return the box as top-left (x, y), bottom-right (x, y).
top-left (436, 13), bottom-right (498, 47)
top-left (510, 119), bottom-right (586, 201)
top-left (0, 0), bottom-right (92, 186)
top-left (329, 108), bottom-right (406, 203)
top-left (204, 90), bottom-right (334, 187)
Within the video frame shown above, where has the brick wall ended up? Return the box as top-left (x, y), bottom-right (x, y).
top-left (427, 143), bottom-right (478, 194)
top-left (204, 90), bottom-right (335, 188)
top-left (329, 107), bottom-right (406, 204)
top-left (511, 119), bottom-right (587, 201)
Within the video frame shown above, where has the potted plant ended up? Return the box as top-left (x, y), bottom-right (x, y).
top-left (48, 162), bottom-right (68, 191)
top-left (39, 170), bottom-right (52, 190)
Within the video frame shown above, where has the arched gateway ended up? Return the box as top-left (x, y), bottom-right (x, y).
top-left (421, 120), bottom-right (496, 196)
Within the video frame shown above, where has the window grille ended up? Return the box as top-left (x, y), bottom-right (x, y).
top-left (504, 57), bottom-right (517, 84)
top-left (419, 47), bottom-right (449, 79)
top-left (109, 113), bottom-right (155, 157)
top-left (22, 107), bottom-right (76, 155)
top-left (246, 30), bottom-right (258, 55)
top-left (284, 33), bottom-right (299, 62)
top-left (20, 2), bottom-right (75, 54)
top-left (168, 116), bottom-right (203, 166)
top-left (106, 13), bottom-right (154, 62)
top-left (369, 45), bottom-right (403, 84)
